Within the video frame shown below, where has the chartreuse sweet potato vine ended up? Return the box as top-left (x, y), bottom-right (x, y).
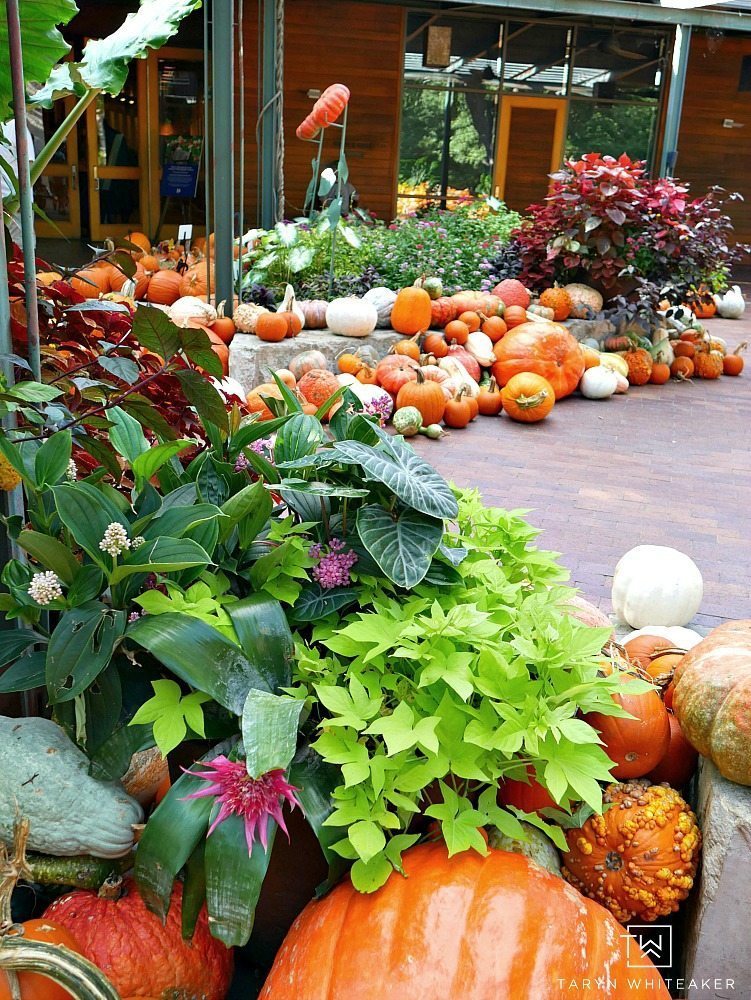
top-left (292, 488), bottom-right (640, 892)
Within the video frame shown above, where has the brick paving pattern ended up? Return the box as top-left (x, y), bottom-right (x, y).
top-left (414, 315), bottom-right (751, 629)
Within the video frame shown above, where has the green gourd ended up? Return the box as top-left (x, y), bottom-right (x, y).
top-left (392, 407), bottom-right (423, 437)
top-left (0, 716), bottom-right (143, 858)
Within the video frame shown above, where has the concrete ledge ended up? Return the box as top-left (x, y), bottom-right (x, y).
top-left (683, 759), bottom-right (751, 997)
top-left (563, 318), bottom-right (616, 343)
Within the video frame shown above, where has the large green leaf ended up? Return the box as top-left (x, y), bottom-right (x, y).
top-left (225, 595), bottom-right (295, 692)
top-left (109, 536), bottom-right (212, 584)
top-left (332, 439), bottom-right (458, 519)
top-left (179, 327), bottom-right (224, 380)
top-left (131, 440), bottom-right (192, 486)
top-left (219, 479), bottom-right (271, 544)
top-left (139, 503), bottom-right (222, 541)
top-left (0, 650), bottom-right (47, 693)
top-left (356, 504), bottom-right (443, 588)
top-left (108, 406), bottom-right (149, 464)
top-left (204, 812), bottom-right (277, 948)
top-left (52, 482), bottom-right (131, 568)
top-left (17, 530), bottom-right (81, 584)
top-left (127, 613), bottom-right (270, 712)
top-left (241, 689), bottom-right (302, 779)
top-left (288, 583), bottom-right (359, 624)
top-left (46, 601), bottom-right (126, 703)
top-left (34, 430), bottom-right (72, 488)
top-left (0, 0), bottom-right (77, 117)
top-left (0, 628), bottom-right (43, 668)
top-left (273, 413), bottom-right (325, 466)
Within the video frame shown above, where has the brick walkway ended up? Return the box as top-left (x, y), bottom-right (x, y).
top-left (414, 315), bottom-right (751, 629)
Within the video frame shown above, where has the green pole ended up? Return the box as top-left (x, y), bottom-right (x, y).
top-left (260, 0), bottom-right (278, 228)
top-left (659, 25), bottom-right (692, 178)
top-left (212, 0), bottom-right (235, 305)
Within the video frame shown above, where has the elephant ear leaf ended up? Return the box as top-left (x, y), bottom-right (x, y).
top-left (0, 0), bottom-right (77, 117)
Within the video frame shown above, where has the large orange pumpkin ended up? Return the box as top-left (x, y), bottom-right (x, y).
top-left (492, 322), bottom-right (585, 399)
top-left (43, 877), bottom-right (233, 1000)
top-left (500, 372), bottom-right (555, 423)
top-left (124, 231), bottom-right (152, 255)
top-left (583, 675), bottom-right (670, 779)
top-left (672, 619), bottom-right (751, 785)
top-left (146, 269), bottom-right (183, 306)
top-left (562, 780), bottom-right (700, 923)
top-left (260, 843), bottom-right (670, 999)
top-left (180, 261), bottom-right (214, 298)
top-left (395, 369), bottom-right (446, 424)
top-left (0, 919), bottom-right (84, 1000)
top-left (390, 287), bottom-right (432, 336)
top-left (70, 268), bottom-right (111, 299)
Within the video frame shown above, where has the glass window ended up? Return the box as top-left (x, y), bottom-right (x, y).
top-left (157, 57), bottom-right (206, 233)
top-left (565, 100), bottom-right (659, 164)
top-left (503, 21), bottom-right (571, 97)
top-left (404, 14), bottom-right (502, 89)
top-left (571, 28), bottom-right (666, 101)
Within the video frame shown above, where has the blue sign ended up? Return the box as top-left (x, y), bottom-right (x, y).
top-left (160, 161), bottom-right (200, 198)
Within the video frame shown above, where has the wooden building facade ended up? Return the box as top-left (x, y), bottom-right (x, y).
top-left (34, 1), bottom-right (751, 245)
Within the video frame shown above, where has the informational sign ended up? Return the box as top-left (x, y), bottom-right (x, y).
top-left (160, 135), bottom-right (203, 198)
top-left (178, 224), bottom-right (193, 245)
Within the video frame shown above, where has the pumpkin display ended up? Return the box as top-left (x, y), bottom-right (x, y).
top-left (562, 780), bottom-right (700, 924)
top-left (492, 278), bottom-right (530, 309)
top-left (326, 297), bottom-right (378, 338)
top-left (583, 675), bottom-right (670, 779)
top-left (670, 356), bottom-right (694, 379)
top-left (444, 320), bottom-right (469, 346)
top-left (477, 377), bottom-right (503, 416)
top-left (492, 322), bottom-right (584, 400)
top-left (362, 287), bottom-right (398, 328)
top-left (623, 633), bottom-right (686, 671)
top-left (422, 333), bottom-right (448, 358)
top-left (693, 347), bottom-right (723, 380)
top-left (70, 268), bottom-right (111, 299)
top-left (539, 287), bottom-right (572, 322)
top-left (395, 369), bottom-right (446, 425)
top-left (673, 341), bottom-right (696, 359)
top-left (289, 350), bottom-right (328, 381)
top-left (579, 366), bottom-right (617, 400)
top-left (145, 269), bottom-right (183, 306)
top-left (649, 362), bottom-right (671, 385)
top-left (429, 296), bottom-right (457, 329)
top-left (500, 372), bottom-right (555, 423)
top-left (497, 766), bottom-right (556, 815)
top-left (298, 300), bottom-right (329, 329)
top-left (43, 877), bottom-right (233, 1000)
top-left (390, 287), bottom-right (432, 336)
top-left (338, 352), bottom-right (366, 375)
top-left (672, 620), bottom-right (751, 785)
top-left (723, 343), bottom-right (746, 375)
top-left (563, 283), bottom-right (603, 318)
top-left (647, 712), bottom-right (698, 788)
top-left (622, 626), bottom-right (703, 652)
top-left (297, 369), bottom-right (341, 410)
top-left (310, 83), bottom-right (350, 128)
top-left (256, 313), bottom-right (289, 343)
top-left (260, 842), bottom-right (670, 999)
top-left (611, 545), bottom-right (703, 628)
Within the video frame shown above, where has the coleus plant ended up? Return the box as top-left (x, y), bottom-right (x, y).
top-left (0, 373), bottom-right (649, 946)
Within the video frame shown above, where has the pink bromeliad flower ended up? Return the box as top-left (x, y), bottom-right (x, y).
top-left (183, 755), bottom-right (301, 853)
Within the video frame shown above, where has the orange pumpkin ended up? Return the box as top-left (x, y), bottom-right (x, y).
top-left (481, 315), bottom-right (507, 343)
top-left (583, 675), bottom-right (670, 779)
top-left (457, 311), bottom-right (481, 333)
top-left (70, 268), bottom-right (110, 299)
top-left (623, 634), bottom-right (682, 670)
top-left (422, 333), bottom-right (448, 358)
top-left (477, 377), bottom-right (503, 416)
top-left (146, 269), bottom-right (183, 306)
top-left (539, 287), bottom-right (572, 322)
top-left (562, 779), bottom-right (700, 923)
top-left (492, 322), bottom-right (584, 400)
top-left (647, 712), bottom-right (698, 788)
top-left (649, 362), bottom-right (671, 385)
top-left (395, 369), bottom-right (446, 425)
top-left (624, 347), bottom-right (653, 386)
top-left (376, 356), bottom-right (419, 395)
top-left (275, 368), bottom-right (296, 389)
top-left (179, 261), bottom-right (213, 299)
top-left (355, 365), bottom-right (378, 385)
top-left (139, 254), bottom-right (160, 274)
top-left (497, 766), bottom-right (556, 815)
top-left (390, 287), bottom-right (432, 336)
top-left (673, 341), bottom-right (695, 359)
top-left (125, 231), bottom-right (152, 255)
top-left (443, 391), bottom-right (472, 429)
top-left (723, 343), bottom-right (746, 376)
top-left (256, 313), bottom-right (289, 343)
top-left (670, 356), bottom-right (694, 379)
top-left (693, 348), bottom-right (723, 380)
top-left (247, 382), bottom-right (284, 420)
top-left (503, 305), bottom-right (528, 329)
top-left (297, 369), bottom-right (340, 412)
top-left (430, 297), bottom-right (457, 329)
top-left (210, 311), bottom-right (236, 345)
top-left (500, 372), bottom-right (555, 423)
top-left (260, 843), bottom-right (671, 999)
top-left (581, 345), bottom-right (601, 370)
top-left (338, 352), bottom-right (366, 375)
top-left (444, 320), bottom-right (469, 346)
top-left (0, 919), bottom-right (84, 1000)
top-left (392, 335), bottom-right (421, 361)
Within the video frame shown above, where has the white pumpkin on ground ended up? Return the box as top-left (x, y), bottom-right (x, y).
top-left (579, 366), bottom-right (618, 400)
top-left (326, 297), bottom-right (378, 337)
top-left (621, 626), bottom-right (704, 650)
top-left (611, 545), bottom-right (703, 628)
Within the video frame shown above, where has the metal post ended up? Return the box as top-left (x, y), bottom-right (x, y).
top-left (6, 0), bottom-right (41, 380)
top-left (260, 0), bottom-right (278, 229)
top-left (659, 24), bottom-right (691, 177)
top-left (212, 0), bottom-right (235, 305)
top-left (0, 187), bottom-right (24, 569)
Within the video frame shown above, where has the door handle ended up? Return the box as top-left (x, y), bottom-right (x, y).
top-left (93, 165), bottom-right (99, 191)
top-left (70, 163), bottom-right (77, 191)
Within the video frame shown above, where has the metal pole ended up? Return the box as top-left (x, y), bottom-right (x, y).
top-left (260, 0), bottom-right (277, 229)
top-left (659, 25), bottom-right (691, 178)
top-left (212, 0), bottom-right (235, 305)
top-left (6, 0), bottom-right (41, 381)
top-left (203, 0), bottom-right (212, 302)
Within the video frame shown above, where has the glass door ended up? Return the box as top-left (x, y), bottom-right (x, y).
top-left (86, 61), bottom-right (149, 240)
top-left (493, 97), bottom-right (566, 213)
top-left (28, 94), bottom-right (81, 237)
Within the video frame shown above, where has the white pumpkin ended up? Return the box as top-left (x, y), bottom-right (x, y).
top-left (611, 545), bottom-right (703, 628)
top-left (168, 295), bottom-right (217, 329)
top-left (714, 284), bottom-right (745, 320)
top-left (651, 329), bottom-right (674, 366)
top-left (465, 331), bottom-right (495, 367)
top-left (598, 353), bottom-right (629, 378)
top-left (621, 626), bottom-right (704, 650)
top-left (349, 381), bottom-right (393, 417)
top-left (438, 356), bottom-right (480, 397)
top-left (326, 297), bottom-right (378, 338)
top-left (362, 286), bottom-right (397, 328)
top-left (337, 373), bottom-right (358, 387)
top-left (579, 366), bottom-right (617, 400)
top-left (613, 372), bottom-right (629, 394)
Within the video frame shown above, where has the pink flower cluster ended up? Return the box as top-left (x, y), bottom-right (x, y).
top-left (309, 537), bottom-right (358, 589)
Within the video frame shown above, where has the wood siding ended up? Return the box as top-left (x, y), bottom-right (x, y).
top-left (240, 0), bottom-right (404, 223)
top-left (678, 31), bottom-right (751, 244)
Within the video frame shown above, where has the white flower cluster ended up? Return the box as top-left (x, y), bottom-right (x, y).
top-left (99, 522), bottom-right (131, 557)
top-left (65, 459), bottom-right (77, 482)
top-left (132, 536), bottom-right (146, 549)
top-left (28, 571), bottom-right (63, 605)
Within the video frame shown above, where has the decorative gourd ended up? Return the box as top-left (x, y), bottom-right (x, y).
top-left (437, 356), bottom-right (479, 398)
top-left (418, 364), bottom-right (448, 385)
top-left (562, 780), bottom-right (700, 923)
top-left (429, 297), bottom-right (457, 329)
top-left (563, 283), bottom-right (603, 318)
top-left (613, 372), bottom-right (629, 393)
top-left (598, 353), bottom-right (629, 378)
top-left (392, 406), bottom-right (423, 437)
top-left (477, 377), bottom-right (503, 416)
top-left (146, 269), bottom-right (183, 306)
top-left (624, 346), bottom-right (653, 386)
top-left (168, 296), bottom-right (217, 329)
top-left (289, 350), bottom-right (328, 381)
top-left (497, 766), bottom-right (556, 815)
top-left (412, 275), bottom-right (443, 300)
top-left (326, 297), bottom-right (378, 338)
top-left (612, 545), bottom-right (703, 628)
top-left (650, 329), bottom-right (674, 366)
top-left (487, 823), bottom-right (562, 876)
top-left (446, 344), bottom-right (481, 382)
top-left (500, 373), bottom-right (555, 423)
top-left (492, 278), bottom-right (530, 309)
top-left (492, 322), bottom-right (584, 400)
top-left (580, 345), bottom-right (601, 370)
top-left (0, 717), bottom-right (142, 858)
top-left (539, 287), bottom-right (572, 322)
top-left (298, 300), bottom-right (328, 329)
top-left (395, 369), bottom-right (446, 425)
top-left (337, 352), bottom-right (366, 375)
top-left (347, 382), bottom-right (393, 417)
top-left (713, 284), bottom-right (745, 319)
top-left (310, 83), bottom-right (350, 128)
top-left (647, 712), bottom-right (698, 788)
top-left (723, 342), bottom-right (746, 375)
top-left (579, 366), bottom-right (617, 400)
top-left (583, 675), bottom-right (670, 779)
top-left (464, 331), bottom-right (495, 367)
top-left (260, 843), bottom-right (671, 999)
top-left (362, 286), bottom-right (397, 328)
top-left (297, 369), bottom-right (340, 409)
top-left (673, 620), bottom-right (751, 785)
top-left (256, 313), bottom-right (289, 343)
top-left (422, 333), bottom-right (448, 358)
top-left (296, 113), bottom-right (320, 141)
top-left (279, 284), bottom-right (305, 331)
top-left (43, 877), bottom-right (233, 1000)
top-left (232, 302), bottom-right (269, 334)
top-left (526, 303), bottom-right (555, 322)
top-left (390, 287), bottom-right (432, 336)
top-left (693, 347), bottom-right (723, 379)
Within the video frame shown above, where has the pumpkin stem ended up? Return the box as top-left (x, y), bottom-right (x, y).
top-left (216, 299), bottom-right (227, 319)
top-left (513, 389), bottom-right (549, 410)
top-left (733, 341), bottom-right (747, 356)
top-left (97, 875), bottom-right (125, 901)
top-left (0, 819), bottom-right (33, 934)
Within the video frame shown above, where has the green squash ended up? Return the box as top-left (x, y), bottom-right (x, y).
top-left (488, 822), bottom-right (562, 876)
top-left (0, 716), bottom-right (143, 858)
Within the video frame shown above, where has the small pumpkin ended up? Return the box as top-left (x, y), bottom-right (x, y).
top-left (539, 287), bottom-right (572, 322)
top-left (477, 377), bottom-right (503, 416)
top-left (723, 342), bottom-right (746, 376)
top-left (503, 305), bottom-right (528, 329)
top-left (624, 347), bottom-right (653, 386)
top-left (481, 315), bottom-right (507, 343)
top-left (670, 356), bottom-right (694, 379)
top-left (612, 545), bottom-right (703, 629)
top-left (649, 362), bottom-right (671, 385)
top-left (444, 320), bottom-right (469, 346)
top-left (429, 296), bottom-right (457, 329)
top-left (492, 278), bottom-right (530, 310)
top-left (562, 780), bottom-right (700, 923)
top-left (693, 347), bottom-right (723, 379)
top-left (377, 358), bottom-right (419, 396)
top-left (392, 334), bottom-right (421, 361)
top-left (256, 313), bottom-right (289, 343)
top-left (362, 286), bottom-right (397, 328)
top-left (443, 390), bottom-right (472, 429)
top-left (673, 340), bottom-right (696, 359)
top-left (326, 297), bottom-right (378, 338)
top-left (124, 231), bottom-right (151, 255)
top-left (179, 260), bottom-right (213, 299)
top-left (70, 268), bottom-right (110, 299)
top-left (647, 712), bottom-right (698, 788)
top-left (297, 369), bottom-right (341, 411)
top-left (338, 352), bottom-right (366, 376)
top-left (500, 372), bottom-right (555, 423)
top-left (289, 350), bottom-right (328, 381)
top-left (247, 383), bottom-right (284, 420)
top-left (146, 269), bottom-right (183, 306)
top-left (583, 674), bottom-right (670, 779)
top-left (310, 83), bottom-right (350, 128)
top-left (298, 299), bottom-right (329, 330)
top-left (395, 369), bottom-right (446, 425)
top-left (233, 302), bottom-right (269, 334)
top-left (390, 287), bottom-right (432, 336)
top-left (422, 333), bottom-right (448, 358)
